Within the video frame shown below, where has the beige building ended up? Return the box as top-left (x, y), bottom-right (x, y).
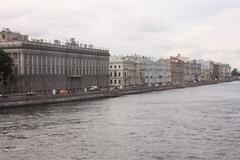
top-left (171, 54), bottom-right (201, 84)
top-left (215, 62), bottom-right (231, 80)
top-left (0, 28), bottom-right (110, 94)
top-left (109, 56), bottom-right (137, 89)
top-left (109, 55), bottom-right (171, 88)
top-left (200, 61), bottom-right (231, 81)
top-left (170, 55), bottom-right (185, 85)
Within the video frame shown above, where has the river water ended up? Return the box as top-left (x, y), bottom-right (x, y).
top-left (0, 82), bottom-right (240, 160)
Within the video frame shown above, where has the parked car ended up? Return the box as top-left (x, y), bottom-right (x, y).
top-left (0, 94), bottom-right (8, 98)
top-left (26, 91), bottom-right (37, 96)
top-left (89, 86), bottom-right (98, 91)
top-left (59, 89), bottom-right (69, 96)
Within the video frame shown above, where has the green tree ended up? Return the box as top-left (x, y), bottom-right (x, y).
top-left (0, 48), bottom-right (12, 95)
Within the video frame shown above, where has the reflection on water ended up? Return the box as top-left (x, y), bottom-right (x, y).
top-left (1, 82), bottom-right (240, 160)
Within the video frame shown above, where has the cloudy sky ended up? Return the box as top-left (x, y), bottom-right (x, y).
top-left (0, 0), bottom-right (240, 68)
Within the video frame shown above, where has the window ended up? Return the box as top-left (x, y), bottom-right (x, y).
top-left (114, 71), bottom-right (117, 77)
top-left (114, 80), bottom-right (117, 84)
top-left (118, 65), bottom-right (121, 68)
top-left (110, 72), bottom-right (113, 77)
top-left (14, 66), bottom-right (18, 75)
top-left (2, 34), bottom-right (6, 39)
top-left (119, 80), bottom-right (121, 84)
top-left (33, 56), bottom-right (37, 74)
top-left (110, 80), bottom-right (113, 84)
top-left (118, 72), bottom-right (121, 77)
top-left (114, 65), bottom-right (117, 69)
top-left (110, 65), bottom-right (112, 68)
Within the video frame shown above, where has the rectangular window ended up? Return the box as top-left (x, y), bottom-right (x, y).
top-left (47, 56), bottom-right (50, 75)
top-left (81, 59), bottom-right (83, 75)
top-left (24, 54), bottom-right (28, 74)
top-left (13, 53), bottom-right (18, 64)
top-left (43, 56), bottom-right (46, 75)
top-left (29, 55), bottom-right (32, 75)
top-left (33, 55), bottom-right (37, 75)
top-left (52, 56), bottom-right (55, 75)
top-left (38, 56), bottom-right (41, 75)
top-left (76, 59), bottom-right (79, 75)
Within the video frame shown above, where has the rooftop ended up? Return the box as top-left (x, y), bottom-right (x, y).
top-left (0, 28), bottom-right (109, 52)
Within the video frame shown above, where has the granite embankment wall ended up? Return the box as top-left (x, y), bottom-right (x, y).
top-left (0, 80), bottom-right (235, 108)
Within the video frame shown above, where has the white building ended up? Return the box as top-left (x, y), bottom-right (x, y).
top-left (109, 55), bottom-right (171, 88)
top-left (197, 60), bottom-right (212, 81)
top-left (135, 56), bottom-right (157, 85)
top-left (129, 56), bottom-right (171, 86)
top-left (109, 56), bottom-right (136, 89)
top-left (156, 58), bottom-right (171, 85)
top-left (0, 28), bottom-right (110, 94)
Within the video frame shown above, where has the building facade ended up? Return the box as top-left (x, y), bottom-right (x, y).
top-left (135, 56), bottom-right (158, 86)
top-left (131, 56), bottom-right (171, 86)
top-left (109, 56), bottom-right (136, 89)
top-left (170, 54), bottom-right (202, 84)
top-left (0, 28), bottom-right (110, 94)
top-left (197, 60), bottom-right (211, 81)
top-left (109, 55), bottom-right (171, 89)
top-left (170, 55), bottom-right (184, 85)
top-left (215, 62), bottom-right (231, 81)
top-left (156, 58), bottom-right (171, 86)
top-left (184, 60), bottom-right (201, 83)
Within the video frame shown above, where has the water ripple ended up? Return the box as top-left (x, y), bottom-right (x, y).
top-left (0, 82), bottom-right (240, 160)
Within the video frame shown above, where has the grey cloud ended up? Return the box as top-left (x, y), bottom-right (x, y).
top-left (0, 0), bottom-right (240, 68)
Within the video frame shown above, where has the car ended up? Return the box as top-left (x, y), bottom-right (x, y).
top-left (89, 86), bottom-right (98, 91)
top-left (59, 89), bottom-right (69, 96)
top-left (26, 91), bottom-right (37, 96)
top-left (0, 94), bottom-right (8, 98)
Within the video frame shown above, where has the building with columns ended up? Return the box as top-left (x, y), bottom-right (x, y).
top-left (197, 60), bottom-right (212, 81)
top-left (170, 55), bottom-right (184, 85)
top-left (156, 58), bottom-right (171, 86)
top-left (214, 62), bottom-right (231, 81)
top-left (109, 55), bottom-right (171, 89)
top-left (170, 54), bottom-right (201, 84)
top-left (109, 56), bottom-right (138, 89)
top-left (183, 60), bottom-right (201, 83)
top-left (0, 28), bottom-right (110, 94)
top-left (128, 56), bottom-right (171, 86)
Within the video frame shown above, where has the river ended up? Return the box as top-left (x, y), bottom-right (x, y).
top-left (0, 81), bottom-right (240, 160)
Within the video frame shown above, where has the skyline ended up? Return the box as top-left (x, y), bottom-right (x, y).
top-left (0, 0), bottom-right (239, 69)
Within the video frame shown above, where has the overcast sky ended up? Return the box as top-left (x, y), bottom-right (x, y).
top-left (0, 0), bottom-right (239, 68)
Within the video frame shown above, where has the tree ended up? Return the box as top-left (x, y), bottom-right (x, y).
top-left (231, 68), bottom-right (238, 77)
top-left (0, 48), bottom-right (12, 95)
